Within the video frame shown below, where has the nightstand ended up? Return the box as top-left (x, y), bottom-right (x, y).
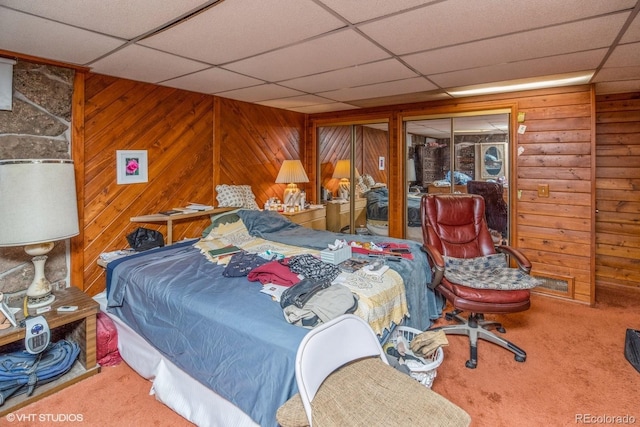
top-left (325, 198), bottom-right (367, 232)
top-left (279, 206), bottom-right (326, 230)
top-left (0, 286), bottom-right (100, 416)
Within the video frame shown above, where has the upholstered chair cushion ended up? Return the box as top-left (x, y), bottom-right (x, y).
top-left (277, 357), bottom-right (470, 427)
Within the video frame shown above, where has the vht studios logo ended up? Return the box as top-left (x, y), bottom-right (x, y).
top-left (5, 413), bottom-right (84, 422)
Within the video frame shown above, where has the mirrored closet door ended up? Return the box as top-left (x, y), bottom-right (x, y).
top-left (318, 122), bottom-right (389, 236)
top-left (405, 112), bottom-right (510, 244)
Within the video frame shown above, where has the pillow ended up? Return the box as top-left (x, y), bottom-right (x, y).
top-left (363, 174), bottom-right (375, 187)
top-left (216, 184), bottom-right (260, 210)
top-left (356, 176), bottom-right (369, 196)
top-left (216, 184), bottom-right (245, 207)
top-left (241, 186), bottom-right (260, 210)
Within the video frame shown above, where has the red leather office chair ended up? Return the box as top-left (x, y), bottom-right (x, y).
top-left (421, 194), bottom-right (532, 369)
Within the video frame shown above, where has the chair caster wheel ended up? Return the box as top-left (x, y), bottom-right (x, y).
top-left (515, 355), bottom-right (526, 363)
top-left (497, 327), bottom-right (506, 333)
top-left (465, 360), bottom-right (477, 369)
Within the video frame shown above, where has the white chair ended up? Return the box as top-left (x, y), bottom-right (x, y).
top-left (277, 314), bottom-right (471, 427)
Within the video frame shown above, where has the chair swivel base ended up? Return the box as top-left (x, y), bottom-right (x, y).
top-left (432, 310), bottom-right (527, 369)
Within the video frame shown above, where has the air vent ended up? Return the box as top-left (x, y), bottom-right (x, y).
top-left (532, 273), bottom-right (574, 298)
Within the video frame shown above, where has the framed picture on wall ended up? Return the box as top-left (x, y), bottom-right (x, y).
top-left (116, 150), bottom-right (148, 184)
top-left (476, 143), bottom-right (506, 179)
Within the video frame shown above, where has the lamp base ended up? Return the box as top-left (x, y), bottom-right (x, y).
top-left (338, 178), bottom-right (350, 200)
top-left (24, 244), bottom-right (56, 309)
top-left (27, 292), bottom-right (55, 309)
top-left (283, 184), bottom-right (301, 207)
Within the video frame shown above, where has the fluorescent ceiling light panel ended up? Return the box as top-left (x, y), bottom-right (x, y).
top-left (447, 72), bottom-right (594, 97)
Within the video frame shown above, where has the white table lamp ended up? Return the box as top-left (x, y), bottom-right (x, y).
top-left (0, 159), bottom-right (79, 308)
top-left (275, 160), bottom-right (309, 207)
top-left (333, 159), bottom-right (359, 199)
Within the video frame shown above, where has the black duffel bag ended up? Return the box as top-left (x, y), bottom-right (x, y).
top-left (625, 328), bottom-right (640, 374)
top-left (126, 227), bottom-right (164, 252)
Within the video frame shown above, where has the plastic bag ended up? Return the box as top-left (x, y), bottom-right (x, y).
top-left (126, 227), bottom-right (164, 251)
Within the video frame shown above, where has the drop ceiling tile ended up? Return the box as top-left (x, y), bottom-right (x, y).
top-left (280, 59), bottom-right (417, 93)
top-left (620, 12), bottom-right (640, 43)
top-left (0, 0), bottom-right (209, 39)
top-left (430, 49), bottom-right (606, 89)
top-left (139, 0), bottom-right (345, 65)
top-left (402, 13), bottom-right (628, 76)
top-left (319, 77), bottom-right (437, 102)
top-left (359, 0), bottom-right (636, 55)
top-left (595, 80), bottom-right (640, 94)
top-left (256, 94), bottom-right (335, 109)
top-left (224, 30), bottom-right (390, 82)
top-left (288, 103), bottom-right (360, 114)
top-left (217, 84), bottom-right (304, 103)
top-left (90, 44), bottom-right (209, 83)
top-left (604, 42), bottom-right (640, 67)
top-left (593, 66), bottom-right (640, 82)
top-left (0, 7), bottom-right (123, 65)
top-left (348, 90), bottom-right (451, 109)
top-left (317, 0), bottom-right (433, 24)
top-left (162, 67), bottom-right (264, 94)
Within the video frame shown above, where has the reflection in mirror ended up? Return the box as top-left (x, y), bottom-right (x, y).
top-left (318, 123), bottom-right (388, 235)
top-left (404, 113), bottom-right (510, 244)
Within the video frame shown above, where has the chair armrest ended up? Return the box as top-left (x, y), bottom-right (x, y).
top-left (420, 244), bottom-right (444, 290)
top-left (495, 245), bottom-right (532, 274)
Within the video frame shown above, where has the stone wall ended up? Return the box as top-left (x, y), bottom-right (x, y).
top-left (0, 60), bottom-right (74, 298)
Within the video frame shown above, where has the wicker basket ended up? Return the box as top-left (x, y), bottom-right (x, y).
top-left (386, 326), bottom-right (444, 388)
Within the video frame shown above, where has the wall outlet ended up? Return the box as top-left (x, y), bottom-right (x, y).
top-left (538, 184), bottom-right (550, 198)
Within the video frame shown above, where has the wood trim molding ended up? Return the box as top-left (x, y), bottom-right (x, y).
top-left (0, 49), bottom-right (90, 73)
top-left (71, 71), bottom-right (85, 290)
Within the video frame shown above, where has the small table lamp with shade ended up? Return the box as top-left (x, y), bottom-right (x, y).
top-left (275, 159), bottom-right (309, 209)
top-left (332, 159), bottom-right (359, 200)
top-left (0, 159), bottom-right (79, 309)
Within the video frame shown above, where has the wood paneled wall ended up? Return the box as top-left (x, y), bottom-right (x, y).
top-left (309, 85), bottom-right (596, 304)
top-left (72, 71), bottom-right (637, 303)
top-left (214, 97), bottom-right (306, 206)
top-left (362, 126), bottom-right (388, 184)
top-left (595, 92), bottom-right (640, 292)
top-left (77, 78), bottom-right (305, 295)
top-left (514, 87), bottom-right (595, 304)
top-left (81, 74), bottom-right (214, 295)
top-left (318, 125), bottom-right (351, 195)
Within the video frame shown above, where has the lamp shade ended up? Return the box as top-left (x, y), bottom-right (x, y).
top-left (407, 158), bottom-right (417, 182)
top-left (332, 159), bottom-right (351, 179)
top-left (0, 159), bottom-right (79, 246)
top-left (275, 160), bottom-right (309, 184)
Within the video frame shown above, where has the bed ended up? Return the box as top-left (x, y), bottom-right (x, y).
top-left (101, 209), bottom-right (441, 427)
top-left (365, 187), bottom-right (424, 242)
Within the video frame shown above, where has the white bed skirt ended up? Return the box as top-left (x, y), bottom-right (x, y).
top-left (94, 292), bottom-right (258, 427)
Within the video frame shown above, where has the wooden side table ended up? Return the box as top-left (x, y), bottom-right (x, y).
top-left (325, 198), bottom-right (367, 232)
top-left (279, 206), bottom-right (326, 230)
top-left (130, 207), bottom-right (235, 244)
top-left (0, 286), bottom-right (100, 416)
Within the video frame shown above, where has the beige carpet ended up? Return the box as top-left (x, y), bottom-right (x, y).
top-left (2, 287), bottom-right (639, 426)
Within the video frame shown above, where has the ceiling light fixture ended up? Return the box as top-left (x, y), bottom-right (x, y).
top-left (447, 72), bottom-right (594, 97)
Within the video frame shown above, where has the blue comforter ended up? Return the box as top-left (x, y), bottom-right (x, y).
top-left (106, 211), bottom-right (441, 426)
top-left (239, 209), bottom-right (440, 330)
top-left (366, 187), bottom-right (422, 227)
